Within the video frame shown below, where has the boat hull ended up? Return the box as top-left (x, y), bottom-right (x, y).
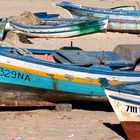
top-left (24, 26), bottom-right (107, 38)
top-left (9, 18), bottom-right (108, 38)
top-left (68, 10), bottom-right (140, 33)
top-left (121, 121), bottom-right (140, 140)
top-left (0, 82), bottom-right (107, 106)
top-left (108, 20), bottom-right (140, 33)
top-left (0, 64), bottom-right (106, 101)
top-left (57, 1), bottom-right (140, 33)
top-left (105, 89), bottom-right (140, 140)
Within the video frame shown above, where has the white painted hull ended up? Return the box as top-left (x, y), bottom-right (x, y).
top-left (105, 89), bottom-right (140, 122)
top-left (105, 88), bottom-right (140, 140)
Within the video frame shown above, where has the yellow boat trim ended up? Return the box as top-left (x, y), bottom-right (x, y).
top-left (0, 62), bottom-right (122, 85)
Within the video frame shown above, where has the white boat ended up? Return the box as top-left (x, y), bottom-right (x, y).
top-left (100, 78), bottom-right (140, 140)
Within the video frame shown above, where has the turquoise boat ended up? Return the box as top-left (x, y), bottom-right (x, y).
top-left (0, 44), bottom-right (140, 106)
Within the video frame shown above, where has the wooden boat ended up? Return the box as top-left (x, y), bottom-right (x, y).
top-left (0, 18), bottom-right (7, 40)
top-left (9, 17), bottom-right (108, 38)
top-left (56, 1), bottom-right (140, 17)
top-left (56, 1), bottom-right (140, 33)
top-left (100, 79), bottom-right (140, 140)
top-left (57, 1), bottom-right (137, 13)
top-left (0, 44), bottom-right (140, 106)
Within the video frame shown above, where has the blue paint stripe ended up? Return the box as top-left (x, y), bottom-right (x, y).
top-left (106, 82), bottom-right (140, 96)
top-left (111, 20), bottom-right (140, 24)
top-left (109, 95), bottom-right (140, 106)
top-left (58, 2), bottom-right (140, 14)
top-left (66, 5), bottom-right (140, 17)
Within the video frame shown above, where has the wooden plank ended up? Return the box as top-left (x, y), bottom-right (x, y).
top-left (0, 99), bottom-right (56, 107)
top-left (56, 50), bottom-right (100, 65)
top-left (57, 50), bottom-right (133, 66)
top-left (52, 52), bottom-right (71, 64)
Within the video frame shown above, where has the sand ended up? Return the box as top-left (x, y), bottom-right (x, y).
top-left (0, 0), bottom-right (140, 139)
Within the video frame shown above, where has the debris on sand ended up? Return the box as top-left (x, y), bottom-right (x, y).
top-left (5, 30), bottom-right (33, 44)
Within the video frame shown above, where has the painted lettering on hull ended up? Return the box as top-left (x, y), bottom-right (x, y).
top-left (0, 67), bottom-right (30, 82)
top-left (126, 105), bottom-right (140, 114)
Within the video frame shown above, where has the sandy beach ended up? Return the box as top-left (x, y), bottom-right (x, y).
top-left (0, 0), bottom-right (140, 139)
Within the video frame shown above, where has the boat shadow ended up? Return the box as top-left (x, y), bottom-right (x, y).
top-left (0, 101), bottom-right (112, 113)
top-left (70, 101), bottom-right (113, 111)
top-left (103, 123), bottom-right (128, 140)
top-left (0, 101), bottom-right (113, 112)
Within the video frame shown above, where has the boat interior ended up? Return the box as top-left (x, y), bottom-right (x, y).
top-left (39, 18), bottom-right (99, 26)
top-left (5, 44), bottom-right (140, 71)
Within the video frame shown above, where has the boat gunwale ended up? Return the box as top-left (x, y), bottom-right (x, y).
top-left (1, 47), bottom-right (140, 77)
top-left (105, 81), bottom-right (140, 95)
top-left (9, 18), bottom-right (108, 31)
top-left (108, 94), bottom-right (140, 105)
top-left (57, 1), bottom-right (140, 16)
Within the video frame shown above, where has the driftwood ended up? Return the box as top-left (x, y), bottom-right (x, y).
top-left (5, 30), bottom-right (32, 44)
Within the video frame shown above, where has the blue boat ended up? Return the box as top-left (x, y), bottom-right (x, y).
top-left (56, 1), bottom-right (140, 33)
top-left (0, 44), bottom-right (140, 106)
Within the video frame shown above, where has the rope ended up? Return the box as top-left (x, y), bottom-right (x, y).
top-left (10, 47), bottom-right (33, 57)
